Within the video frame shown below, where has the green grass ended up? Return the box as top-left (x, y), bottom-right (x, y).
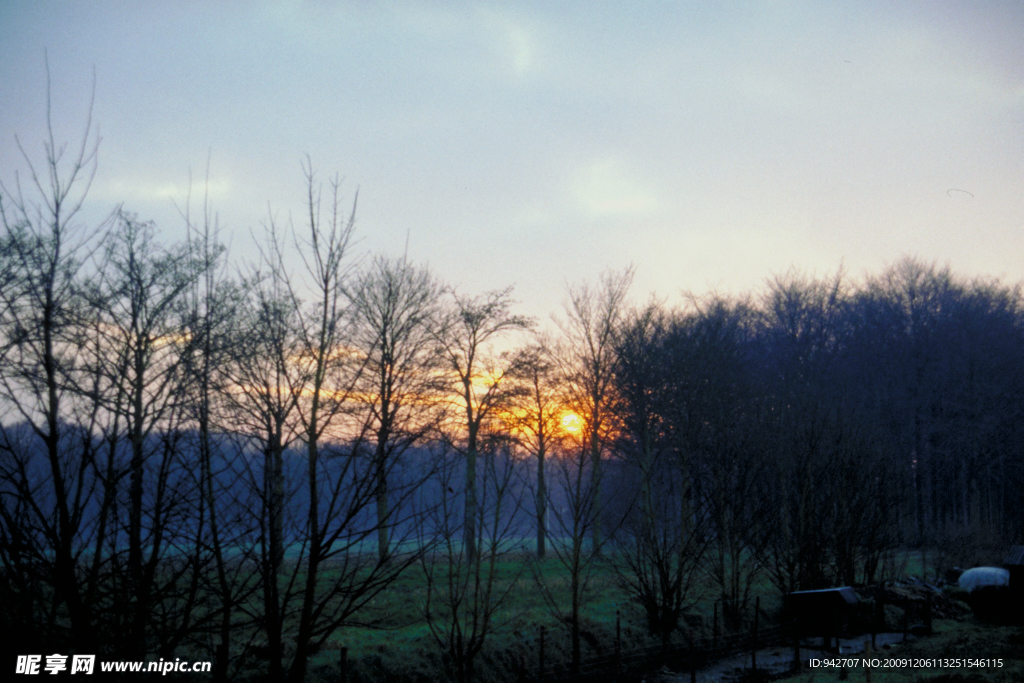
top-left (307, 549), bottom-right (808, 682)
top-left (301, 553), bottom-right (648, 681)
top-left (238, 546), bottom-right (1016, 683)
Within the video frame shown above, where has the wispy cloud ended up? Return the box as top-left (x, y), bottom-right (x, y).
top-left (480, 9), bottom-right (540, 79)
top-left (571, 157), bottom-right (659, 218)
top-left (93, 176), bottom-right (233, 205)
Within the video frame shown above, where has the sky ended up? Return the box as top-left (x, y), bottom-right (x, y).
top-left (2, 1), bottom-right (1022, 324)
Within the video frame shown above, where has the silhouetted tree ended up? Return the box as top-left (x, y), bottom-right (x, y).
top-left (0, 63), bottom-right (112, 655)
top-left (612, 302), bottom-right (711, 647)
top-left (501, 339), bottom-right (563, 558)
top-left (349, 253), bottom-right (445, 562)
top-left (421, 439), bottom-right (525, 683)
top-left (434, 287), bottom-right (531, 562)
top-left (555, 267), bottom-right (633, 553)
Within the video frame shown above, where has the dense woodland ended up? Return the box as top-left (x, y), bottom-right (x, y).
top-left (2, 98), bottom-right (1023, 682)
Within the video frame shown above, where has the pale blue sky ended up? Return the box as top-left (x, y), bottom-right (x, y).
top-left (2, 1), bottom-right (1022, 321)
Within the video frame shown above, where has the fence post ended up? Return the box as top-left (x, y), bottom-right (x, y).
top-left (865, 638), bottom-right (872, 683)
top-left (339, 646), bottom-right (347, 683)
top-left (539, 626), bottom-right (545, 682)
top-left (689, 635), bottom-right (697, 683)
top-left (902, 604), bottom-right (908, 643)
top-left (792, 618), bottom-right (800, 671)
top-left (825, 606), bottom-right (835, 653)
top-left (872, 595), bottom-right (882, 649)
top-left (925, 592), bottom-right (933, 635)
top-left (615, 610), bottom-right (621, 679)
top-left (712, 601), bottom-right (719, 655)
top-left (751, 596), bottom-right (760, 671)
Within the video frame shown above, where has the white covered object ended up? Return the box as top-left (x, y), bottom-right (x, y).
top-left (957, 566), bottom-right (1010, 593)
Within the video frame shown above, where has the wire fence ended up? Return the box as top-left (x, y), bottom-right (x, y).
top-left (570, 624), bottom-right (793, 683)
top-left (334, 591), bottom-right (920, 682)
top-left (510, 591), bottom-right (923, 683)
top-left (517, 595), bottom-right (795, 683)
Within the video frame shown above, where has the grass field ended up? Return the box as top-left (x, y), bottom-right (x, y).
top-left (297, 551), bottom-right (835, 682)
top-left (236, 547), bottom-right (1020, 683)
top-left (305, 554), bottom-right (636, 682)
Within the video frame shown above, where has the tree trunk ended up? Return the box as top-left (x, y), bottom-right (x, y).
top-left (464, 402), bottom-right (479, 562)
top-left (264, 430), bottom-right (285, 682)
top-left (537, 447), bottom-right (546, 559)
top-left (375, 406), bottom-right (391, 563)
top-left (376, 439), bottom-right (390, 563)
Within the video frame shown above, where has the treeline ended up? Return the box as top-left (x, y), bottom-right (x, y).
top-left (607, 264), bottom-right (1024, 643)
top-left (3, 95), bottom-right (1024, 682)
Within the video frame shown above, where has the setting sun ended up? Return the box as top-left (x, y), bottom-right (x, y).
top-left (561, 412), bottom-right (582, 434)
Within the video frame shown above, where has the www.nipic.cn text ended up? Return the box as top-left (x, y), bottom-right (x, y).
top-left (15, 655), bottom-right (212, 675)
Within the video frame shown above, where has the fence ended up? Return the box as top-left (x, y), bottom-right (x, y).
top-left (334, 591), bottom-right (918, 682)
top-left (521, 595), bottom-right (793, 683)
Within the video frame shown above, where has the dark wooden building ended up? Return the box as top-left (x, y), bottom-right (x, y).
top-left (784, 587), bottom-right (859, 651)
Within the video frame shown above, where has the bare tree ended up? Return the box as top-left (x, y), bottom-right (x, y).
top-left (421, 438), bottom-right (525, 683)
top-left (222, 163), bottom-right (430, 683)
top-left (756, 270), bottom-right (852, 592)
top-left (85, 211), bottom-right (200, 656)
top-left (531, 421), bottom-right (609, 677)
top-left (867, 259), bottom-right (958, 567)
top-left (0, 61), bottom-right (112, 654)
top-left (501, 339), bottom-right (563, 559)
top-left (349, 253), bottom-right (444, 563)
top-left (676, 298), bottom-right (766, 624)
top-left (287, 161), bottom-right (362, 683)
top-left (434, 287), bottom-right (531, 562)
top-left (176, 175), bottom-right (258, 680)
top-left (555, 267), bottom-right (633, 553)
top-left (609, 301), bottom-right (717, 649)
top-left (222, 215), bottom-right (306, 681)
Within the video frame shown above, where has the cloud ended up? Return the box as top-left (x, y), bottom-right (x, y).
top-left (506, 24), bottom-right (534, 77)
top-left (478, 8), bottom-right (542, 79)
top-left (93, 175), bottom-right (233, 206)
top-left (570, 157), bottom-right (659, 218)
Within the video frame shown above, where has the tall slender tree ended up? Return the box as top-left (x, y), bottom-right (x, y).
top-left (349, 254), bottom-right (444, 563)
top-left (555, 267), bottom-right (633, 553)
top-left (501, 339), bottom-right (562, 558)
top-left (0, 62), bottom-right (112, 654)
top-left (434, 287), bottom-right (531, 562)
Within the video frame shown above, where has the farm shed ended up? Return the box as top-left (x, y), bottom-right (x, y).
top-left (783, 587), bottom-right (859, 651)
